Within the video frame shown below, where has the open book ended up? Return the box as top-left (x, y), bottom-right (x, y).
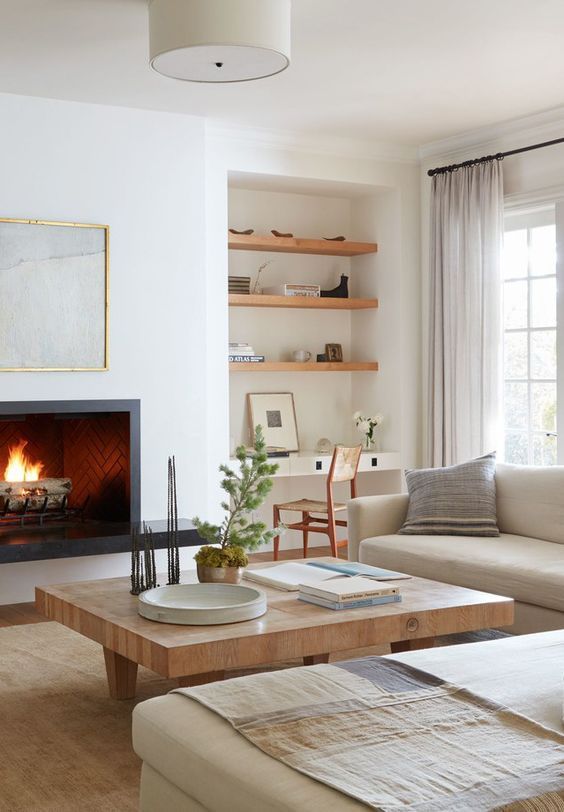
top-left (244, 561), bottom-right (410, 592)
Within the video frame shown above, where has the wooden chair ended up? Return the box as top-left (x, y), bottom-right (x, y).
top-left (272, 445), bottom-right (362, 560)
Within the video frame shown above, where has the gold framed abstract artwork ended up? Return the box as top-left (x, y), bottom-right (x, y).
top-left (0, 218), bottom-right (109, 371)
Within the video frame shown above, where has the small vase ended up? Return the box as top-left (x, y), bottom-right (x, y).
top-left (363, 435), bottom-right (381, 452)
top-left (197, 565), bottom-right (244, 585)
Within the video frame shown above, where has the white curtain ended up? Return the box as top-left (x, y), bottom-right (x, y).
top-left (427, 160), bottom-right (504, 467)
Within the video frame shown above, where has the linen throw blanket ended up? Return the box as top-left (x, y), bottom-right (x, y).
top-left (175, 657), bottom-right (564, 811)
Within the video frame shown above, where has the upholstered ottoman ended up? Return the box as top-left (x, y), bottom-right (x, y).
top-left (133, 630), bottom-right (564, 811)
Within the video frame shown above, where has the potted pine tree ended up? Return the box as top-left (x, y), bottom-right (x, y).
top-left (193, 426), bottom-right (279, 584)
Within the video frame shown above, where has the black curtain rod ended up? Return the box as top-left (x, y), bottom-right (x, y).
top-left (427, 135), bottom-right (564, 177)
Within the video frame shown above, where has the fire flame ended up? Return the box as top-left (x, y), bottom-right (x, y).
top-left (4, 440), bottom-right (44, 482)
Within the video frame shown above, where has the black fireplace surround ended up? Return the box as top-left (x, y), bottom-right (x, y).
top-left (0, 399), bottom-right (199, 563)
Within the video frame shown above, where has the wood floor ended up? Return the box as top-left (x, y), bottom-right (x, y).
top-left (0, 544), bottom-right (345, 628)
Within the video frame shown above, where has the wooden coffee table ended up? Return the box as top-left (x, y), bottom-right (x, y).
top-left (35, 557), bottom-right (514, 699)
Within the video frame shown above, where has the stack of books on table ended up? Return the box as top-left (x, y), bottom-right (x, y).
top-left (298, 576), bottom-right (402, 610)
top-left (228, 342), bottom-right (265, 363)
top-left (228, 276), bottom-right (251, 294)
top-left (263, 283), bottom-right (320, 298)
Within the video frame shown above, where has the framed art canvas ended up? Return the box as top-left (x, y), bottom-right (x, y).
top-left (0, 218), bottom-right (109, 371)
top-left (247, 392), bottom-right (299, 451)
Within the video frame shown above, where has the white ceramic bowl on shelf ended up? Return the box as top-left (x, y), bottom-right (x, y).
top-left (138, 582), bottom-right (267, 625)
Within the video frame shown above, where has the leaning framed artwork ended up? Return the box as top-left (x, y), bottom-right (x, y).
top-left (247, 392), bottom-right (299, 451)
top-left (0, 218), bottom-right (109, 371)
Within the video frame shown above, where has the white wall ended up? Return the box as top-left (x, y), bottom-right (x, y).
top-left (0, 93), bottom-right (207, 603)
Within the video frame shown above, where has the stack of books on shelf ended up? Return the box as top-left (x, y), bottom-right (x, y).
top-left (228, 276), bottom-right (251, 295)
top-left (263, 283), bottom-right (320, 298)
top-left (298, 576), bottom-right (402, 610)
top-left (228, 342), bottom-right (265, 363)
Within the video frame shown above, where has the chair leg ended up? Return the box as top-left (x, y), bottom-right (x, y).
top-left (273, 506), bottom-right (281, 561)
top-left (302, 512), bottom-right (309, 558)
top-left (327, 511), bottom-right (338, 558)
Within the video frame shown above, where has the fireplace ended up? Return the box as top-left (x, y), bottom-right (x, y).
top-left (0, 400), bottom-right (200, 564)
top-left (0, 400), bottom-right (139, 527)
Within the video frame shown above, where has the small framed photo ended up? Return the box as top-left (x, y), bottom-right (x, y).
top-left (247, 392), bottom-right (299, 451)
top-left (325, 343), bottom-right (343, 362)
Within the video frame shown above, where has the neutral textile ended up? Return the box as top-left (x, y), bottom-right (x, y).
top-left (399, 452), bottom-right (499, 536)
top-left (427, 161), bottom-right (503, 466)
top-left (174, 655), bottom-right (564, 811)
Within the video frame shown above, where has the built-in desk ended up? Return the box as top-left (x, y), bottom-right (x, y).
top-left (229, 451), bottom-right (401, 478)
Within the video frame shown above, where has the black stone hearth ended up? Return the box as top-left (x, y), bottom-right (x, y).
top-left (0, 519), bottom-right (201, 564)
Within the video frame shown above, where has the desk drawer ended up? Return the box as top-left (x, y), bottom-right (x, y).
top-left (289, 455), bottom-right (332, 477)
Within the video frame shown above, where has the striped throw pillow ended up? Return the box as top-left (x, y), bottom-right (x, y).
top-left (399, 453), bottom-right (499, 537)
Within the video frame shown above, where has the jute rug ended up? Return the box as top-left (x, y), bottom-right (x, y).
top-left (0, 622), bottom-right (508, 812)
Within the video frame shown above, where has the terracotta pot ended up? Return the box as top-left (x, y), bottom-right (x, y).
top-left (196, 564), bottom-right (244, 585)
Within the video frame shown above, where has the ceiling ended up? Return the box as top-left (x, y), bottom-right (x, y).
top-left (1, 0), bottom-right (564, 146)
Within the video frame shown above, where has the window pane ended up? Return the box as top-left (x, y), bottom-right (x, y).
top-left (533, 433), bottom-right (557, 466)
top-left (505, 431), bottom-right (528, 464)
top-left (502, 229), bottom-right (528, 279)
top-left (531, 330), bottom-right (556, 379)
top-left (531, 382), bottom-right (557, 431)
top-left (504, 382), bottom-right (528, 429)
top-left (504, 331), bottom-right (527, 379)
top-left (530, 277), bottom-right (556, 328)
top-left (504, 280), bottom-right (528, 329)
top-left (530, 225), bottom-right (556, 277)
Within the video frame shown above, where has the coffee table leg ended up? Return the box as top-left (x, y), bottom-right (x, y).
top-left (103, 647), bottom-right (138, 700)
top-left (177, 671), bottom-right (225, 687)
top-left (303, 653), bottom-right (330, 665)
top-left (390, 637), bottom-right (435, 654)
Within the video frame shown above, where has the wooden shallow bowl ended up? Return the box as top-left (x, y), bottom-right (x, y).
top-left (138, 583), bottom-right (267, 626)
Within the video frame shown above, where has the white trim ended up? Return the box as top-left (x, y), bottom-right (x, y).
top-left (505, 185), bottom-right (564, 211)
top-left (206, 119), bottom-right (419, 164)
top-left (419, 106), bottom-right (564, 163)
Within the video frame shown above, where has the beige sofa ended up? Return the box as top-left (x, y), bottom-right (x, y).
top-left (348, 462), bottom-right (564, 634)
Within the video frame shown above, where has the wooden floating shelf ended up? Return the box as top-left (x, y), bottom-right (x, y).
top-left (228, 232), bottom-right (378, 257)
top-left (228, 294), bottom-right (378, 310)
top-left (229, 362), bottom-right (379, 372)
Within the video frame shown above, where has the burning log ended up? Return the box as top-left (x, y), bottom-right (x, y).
top-left (0, 478), bottom-right (72, 511)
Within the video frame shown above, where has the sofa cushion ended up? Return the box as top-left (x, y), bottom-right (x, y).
top-left (399, 453), bottom-right (499, 537)
top-left (496, 463), bottom-right (564, 545)
top-left (359, 532), bottom-right (564, 614)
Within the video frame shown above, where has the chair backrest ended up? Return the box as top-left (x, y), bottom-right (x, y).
top-left (328, 445), bottom-right (362, 484)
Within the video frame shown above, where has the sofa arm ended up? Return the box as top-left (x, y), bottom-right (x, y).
top-left (347, 494), bottom-right (410, 562)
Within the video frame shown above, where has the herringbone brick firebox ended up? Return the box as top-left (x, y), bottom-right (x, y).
top-left (0, 412), bottom-right (131, 521)
top-left (0, 400), bottom-right (144, 562)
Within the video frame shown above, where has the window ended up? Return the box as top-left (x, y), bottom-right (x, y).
top-left (502, 211), bottom-right (557, 465)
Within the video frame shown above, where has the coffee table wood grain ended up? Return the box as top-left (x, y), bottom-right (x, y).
top-left (35, 558), bottom-right (514, 699)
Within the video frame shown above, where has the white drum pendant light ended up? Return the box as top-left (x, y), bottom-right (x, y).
top-left (149, 0), bottom-right (291, 83)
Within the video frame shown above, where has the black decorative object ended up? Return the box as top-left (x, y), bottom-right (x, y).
top-left (323, 235), bottom-right (346, 241)
top-left (229, 228), bottom-right (254, 235)
top-left (130, 522), bottom-right (158, 595)
top-left (316, 353), bottom-right (327, 362)
top-left (320, 274), bottom-right (349, 298)
top-left (167, 455), bottom-right (180, 585)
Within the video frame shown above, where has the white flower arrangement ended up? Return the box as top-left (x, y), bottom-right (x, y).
top-left (353, 411), bottom-right (384, 449)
